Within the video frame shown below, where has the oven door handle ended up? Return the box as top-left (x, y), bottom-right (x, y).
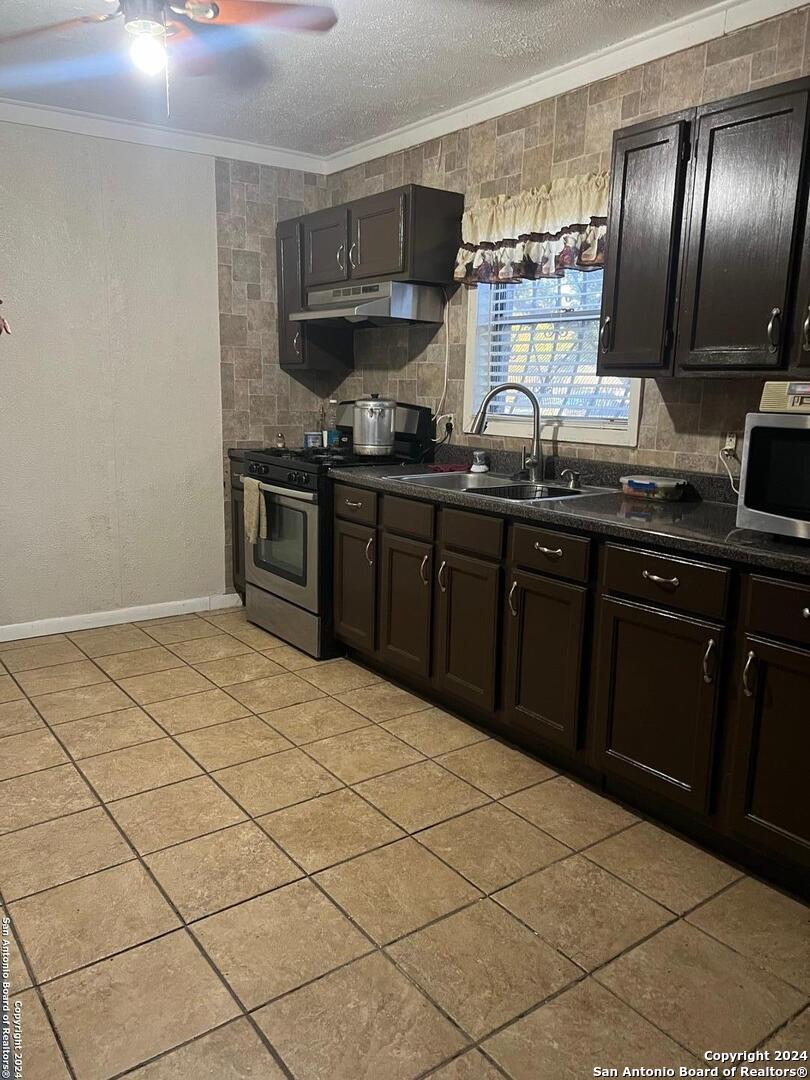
top-left (256, 481), bottom-right (316, 503)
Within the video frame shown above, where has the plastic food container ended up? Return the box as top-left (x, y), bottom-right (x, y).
top-left (619, 475), bottom-right (687, 501)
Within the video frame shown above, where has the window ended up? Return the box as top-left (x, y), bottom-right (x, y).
top-left (464, 271), bottom-right (641, 447)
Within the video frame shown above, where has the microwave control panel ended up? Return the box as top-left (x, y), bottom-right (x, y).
top-left (759, 380), bottom-right (810, 412)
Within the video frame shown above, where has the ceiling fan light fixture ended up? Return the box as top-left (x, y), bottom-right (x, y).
top-left (123, 0), bottom-right (166, 35)
top-left (130, 32), bottom-right (167, 74)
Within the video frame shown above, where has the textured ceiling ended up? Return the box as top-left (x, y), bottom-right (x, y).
top-left (1, 0), bottom-right (724, 156)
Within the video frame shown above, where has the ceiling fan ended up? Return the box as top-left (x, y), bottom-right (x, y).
top-left (0, 1), bottom-right (337, 78)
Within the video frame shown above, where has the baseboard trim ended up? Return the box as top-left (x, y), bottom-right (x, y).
top-left (0, 593), bottom-right (244, 643)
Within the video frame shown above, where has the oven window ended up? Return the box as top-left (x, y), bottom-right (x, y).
top-left (253, 498), bottom-right (308, 585)
top-left (745, 427), bottom-right (810, 521)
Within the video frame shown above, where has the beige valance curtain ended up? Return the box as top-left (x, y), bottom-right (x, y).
top-left (454, 171), bottom-right (609, 285)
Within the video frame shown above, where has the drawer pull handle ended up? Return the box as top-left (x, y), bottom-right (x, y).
top-left (337, 243), bottom-right (346, 272)
top-left (742, 650), bottom-right (757, 698)
top-left (508, 580), bottom-right (519, 617)
top-left (600, 316), bottom-right (611, 351)
top-left (642, 569), bottom-right (680, 589)
top-left (419, 554), bottom-right (429, 586)
top-left (702, 638), bottom-right (716, 685)
top-left (344, 499), bottom-right (363, 510)
top-left (767, 307), bottom-right (781, 353)
top-left (534, 542), bottom-right (563, 559)
top-left (803, 607), bottom-right (810, 619)
top-left (364, 537), bottom-right (374, 567)
top-left (438, 560), bottom-right (447, 593)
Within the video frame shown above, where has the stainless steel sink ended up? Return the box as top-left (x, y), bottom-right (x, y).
top-left (394, 472), bottom-right (609, 501)
top-left (395, 472), bottom-right (513, 490)
top-left (474, 483), bottom-right (587, 500)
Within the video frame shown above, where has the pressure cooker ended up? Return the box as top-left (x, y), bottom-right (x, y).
top-left (353, 394), bottom-right (397, 455)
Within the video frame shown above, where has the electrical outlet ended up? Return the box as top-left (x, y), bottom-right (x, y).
top-left (723, 432), bottom-right (737, 453)
top-left (445, 414), bottom-right (455, 431)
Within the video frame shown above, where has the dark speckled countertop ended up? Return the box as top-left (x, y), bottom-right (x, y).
top-left (329, 463), bottom-right (810, 578)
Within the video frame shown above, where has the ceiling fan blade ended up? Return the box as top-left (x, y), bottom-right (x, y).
top-left (193, 1), bottom-right (337, 33)
top-left (0, 14), bottom-right (118, 46)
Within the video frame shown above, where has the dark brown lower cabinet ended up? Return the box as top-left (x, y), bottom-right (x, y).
top-left (333, 518), bottom-right (376, 652)
top-left (434, 548), bottom-right (500, 712)
top-left (593, 596), bottom-right (723, 812)
top-left (728, 635), bottom-right (810, 867)
top-left (502, 568), bottom-right (586, 750)
top-left (231, 486), bottom-right (245, 597)
top-left (379, 532), bottom-right (433, 679)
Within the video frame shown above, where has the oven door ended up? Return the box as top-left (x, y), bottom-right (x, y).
top-left (737, 413), bottom-right (810, 539)
top-left (246, 483), bottom-right (320, 613)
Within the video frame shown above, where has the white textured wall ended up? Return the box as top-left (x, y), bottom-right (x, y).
top-left (0, 123), bottom-right (225, 627)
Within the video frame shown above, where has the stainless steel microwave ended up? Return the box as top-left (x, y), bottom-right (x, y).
top-left (737, 413), bottom-right (810, 540)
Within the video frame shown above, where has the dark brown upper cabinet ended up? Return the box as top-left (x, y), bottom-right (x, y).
top-left (303, 206), bottom-right (350, 288)
top-left (349, 190), bottom-right (407, 280)
top-left (598, 115), bottom-right (691, 377)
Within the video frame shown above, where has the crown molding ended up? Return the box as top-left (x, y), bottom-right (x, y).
top-left (0, 0), bottom-right (804, 176)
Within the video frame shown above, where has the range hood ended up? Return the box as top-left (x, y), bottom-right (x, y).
top-left (289, 281), bottom-right (445, 326)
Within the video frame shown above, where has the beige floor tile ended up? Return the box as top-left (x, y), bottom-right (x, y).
top-left (389, 899), bottom-right (580, 1039)
top-left (484, 978), bottom-right (695, 1080)
top-left (496, 855), bottom-right (672, 970)
top-left (145, 821), bottom-right (301, 921)
top-left (226, 672), bottom-right (324, 713)
top-left (32, 682), bottom-right (133, 725)
top-left (0, 764), bottom-right (97, 835)
top-left (3, 905), bottom-right (33, 992)
top-left (141, 617), bottom-right (223, 645)
top-left (145, 688), bottom-right (249, 734)
top-left (586, 821), bottom-right (743, 914)
top-left (198, 610), bottom-right (248, 631)
top-left (0, 673), bottom-right (24, 703)
top-left (78, 738), bottom-right (202, 801)
top-left (95, 646), bottom-right (186, 680)
top-left (418, 802), bottom-right (571, 893)
top-left (128, 1018), bottom-right (286, 1079)
top-left (193, 878), bottom-right (370, 1008)
top-left (214, 747), bottom-right (342, 815)
top-left (10, 862), bottom-right (180, 983)
top-left (255, 952), bottom-right (468, 1080)
top-left (140, 614), bottom-right (212, 628)
top-left (44, 930), bottom-right (239, 1080)
top-left (437, 739), bottom-right (556, 798)
top-left (228, 624), bottom-right (287, 650)
top-left (686, 877), bottom-right (810, 993)
top-left (0, 807), bottom-right (133, 901)
top-left (14, 660), bottom-right (107, 696)
top-left (305, 725), bottom-right (424, 784)
top-left (68, 623), bottom-right (157, 656)
top-left (503, 775), bottom-right (638, 849)
top-left (260, 788), bottom-right (404, 872)
top-left (108, 776), bottom-right (246, 854)
top-left (2, 639), bottom-right (85, 672)
top-left (0, 698), bottom-right (44, 737)
top-left (431, 1051), bottom-right (504, 1080)
top-left (383, 707), bottom-right (489, 757)
top-left (763, 1006), bottom-right (810, 1054)
top-left (167, 634), bottom-right (253, 664)
top-left (316, 837), bottom-right (481, 944)
top-left (0, 728), bottom-right (68, 781)
top-left (298, 658), bottom-right (382, 694)
top-left (259, 697), bottom-right (370, 744)
top-left (596, 921), bottom-right (805, 1054)
top-left (261, 643), bottom-right (320, 670)
top-left (13, 990), bottom-right (71, 1079)
top-left (354, 760), bottom-right (489, 832)
top-left (117, 667), bottom-right (214, 705)
top-left (334, 682), bottom-right (428, 722)
top-left (57, 707), bottom-right (165, 760)
top-left (177, 716), bottom-right (292, 771)
top-left (192, 651), bottom-right (286, 688)
top-left (1, 634), bottom-right (70, 651)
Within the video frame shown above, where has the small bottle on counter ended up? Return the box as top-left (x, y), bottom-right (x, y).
top-left (470, 450), bottom-right (489, 473)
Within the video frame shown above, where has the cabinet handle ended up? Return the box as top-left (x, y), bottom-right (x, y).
top-left (508, 580), bottom-right (519, 617)
top-left (419, 554), bottom-right (429, 586)
top-left (344, 499), bottom-right (363, 510)
top-left (702, 638), bottom-right (716, 685)
top-left (348, 242), bottom-right (357, 270)
top-left (803, 607), bottom-right (810, 619)
top-left (742, 650), bottom-right (757, 698)
top-left (642, 569), bottom-right (680, 589)
top-left (533, 542), bottom-right (563, 560)
top-left (364, 536), bottom-right (374, 567)
top-left (437, 560), bottom-right (447, 592)
top-left (293, 329), bottom-right (301, 356)
top-left (802, 307), bottom-right (810, 352)
top-left (767, 307), bottom-right (781, 353)
top-left (600, 316), bottom-right (611, 351)
top-left (337, 244), bottom-right (345, 272)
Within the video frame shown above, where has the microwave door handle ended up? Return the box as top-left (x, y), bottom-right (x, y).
top-left (257, 482), bottom-right (316, 503)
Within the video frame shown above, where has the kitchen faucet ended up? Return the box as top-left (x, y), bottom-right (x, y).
top-left (470, 382), bottom-right (544, 483)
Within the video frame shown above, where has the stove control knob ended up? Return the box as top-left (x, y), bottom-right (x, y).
top-left (287, 471), bottom-right (296, 483)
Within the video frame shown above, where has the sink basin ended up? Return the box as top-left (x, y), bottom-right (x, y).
top-left (474, 483), bottom-right (588, 500)
top-left (395, 472), bottom-right (513, 490)
top-left (394, 473), bottom-right (609, 501)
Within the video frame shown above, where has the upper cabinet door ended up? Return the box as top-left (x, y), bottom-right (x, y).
top-left (349, 191), bottom-right (407, 280)
top-left (676, 86), bottom-right (809, 372)
top-left (303, 206), bottom-right (349, 288)
top-left (277, 219), bottom-right (306, 368)
top-left (598, 116), bottom-right (691, 377)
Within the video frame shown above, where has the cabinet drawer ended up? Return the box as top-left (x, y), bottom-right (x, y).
top-left (510, 524), bottom-right (589, 583)
top-left (746, 575), bottom-right (810, 648)
top-left (382, 495), bottom-right (434, 541)
top-left (334, 484), bottom-right (377, 525)
top-left (440, 508), bottom-right (503, 559)
top-left (603, 544), bottom-right (728, 620)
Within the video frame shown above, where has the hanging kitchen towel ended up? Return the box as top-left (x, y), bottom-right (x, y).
top-left (242, 477), bottom-right (267, 544)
